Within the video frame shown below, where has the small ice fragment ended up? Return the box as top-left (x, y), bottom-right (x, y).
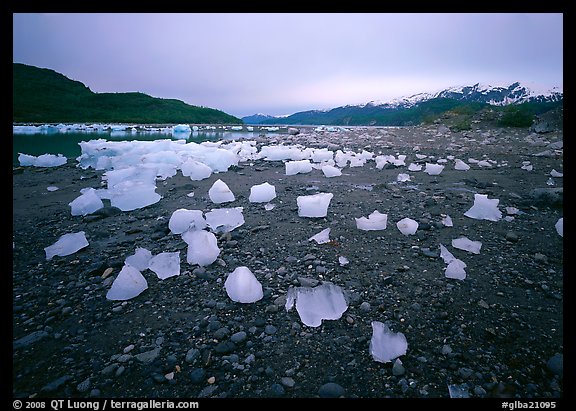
top-left (408, 163), bottom-right (422, 172)
top-left (355, 210), bottom-right (388, 231)
top-left (264, 203), bottom-right (275, 211)
top-left (47, 186), bottom-right (59, 192)
top-left (448, 384), bottom-right (470, 398)
top-left (69, 188), bottom-right (104, 216)
top-left (106, 265), bottom-right (148, 301)
top-left (396, 218), bottom-right (419, 235)
top-left (205, 207), bottom-right (245, 233)
top-left (285, 283), bottom-right (348, 327)
top-left (224, 266), bottom-right (263, 303)
top-left (249, 182), bottom-right (277, 203)
top-left (424, 163), bottom-right (444, 175)
top-left (168, 209), bottom-right (207, 234)
top-left (297, 193), bottom-right (333, 218)
top-left (550, 169), bottom-right (563, 178)
top-left (44, 231), bottom-right (89, 260)
top-left (285, 160), bottom-right (313, 176)
top-left (369, 321), bottom-right (408, 363)
top-left (445, 259), bottom-right (467, 280)
top-left (397, 173), bottom-right (410, 182)
top-left (505, 207), bottom-right (519, 215)
top-left (322, 164), bottom-right (342, 178)
top-left (464, 194), bottom-right (502, 221)
top-left (454, 159), bottom-right (470, 171)
top-left (441, 214), bottom-right (453, 227)
top-left (338, 256), bottom-right (349, 266)
top-left (125, 247), bottom-right (153, 271)
top-left (521, 164), bottom-right (533, 171)
top-left (183, 230), bottom-right (220, 267)
top-left (308, 228), bottom-right (331, 244)
top-left (452, 237), bottom-right (482, 254)
top-left (187, 192), bottom-right (195, 197)
top-left (547, 178), bottom-right (555, 186)
top-left (504, 216), bottom-right (515, 222)
top-left (477, 160), bottom-right (492, 167)
top-left (208, 179), bottom-right (235, 204)
top-left (555, 218), bottom-right (563, 237)
top-left (148, 252), bottom-right (180, 280)
top-left (415, 154), bottom-right (427, 159)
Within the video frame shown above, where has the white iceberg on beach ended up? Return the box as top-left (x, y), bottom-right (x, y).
top-left (369, 321), bottom-right (408, 363)
top-left (168, 209), bottom-right (207, 234)
top-left (183, 230), bottom-right (220, 267)
top-left (286, 160), bottom-right (313, 176)
top-left (355, 210), bottom-right (388, 231)
top-left (208, 179), bottom-right (235, 204)
top-left (464, 194), bottom-right (502, 221)
top-left (424, 163), bottom-right (444, 175)
top-left (249, 182), bottom-right (277, 203)
top-left (106, 265), bottom-right (148, 301)
top-left (45, 231), bottom-right (89, 260)
top-left (308, 228), bottom-right (331, 244)
top-left (451, 237), bottom-right (482, 254)
top-left (224, 266), bottom-right (263, 303)
top-left (148, 252), bottom-right (180, 280)
top-left (396, 218), bottom-right (419, 235)
top-left (297, 193), bottom-right (333, 218)
top-left (285, 283), bottom-right (348, 327)
top-left (555, 218), bottom-right (563, 237)
top-left (125, 247), bottom-right (153, 271)
top-left (69, 188), bottom-right (104, 216)
top-left (439, 244), bottom-right (467, 280)
top-left (205, 207), bottom-right (245, 233)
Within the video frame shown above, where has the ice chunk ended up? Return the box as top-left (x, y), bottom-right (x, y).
top-left (505, 207), bottom-right (519, 215)
top-left (322, 165), bottom-right (342, 178)
top-left (172, 124), bottom-right (191, 133)
top-left (408, 163), bottom-right (422, 172)
top-left (550, 169), bottom-right (563, 178)
top-left (440, 244), bottom-right (467, 280)
top-left (338, 256), bottom-right (349, 266)
top-left (441, 214), bottom-right (453, 227)
top-left (454, 159), bottom-right (470, 171)
top-left (168, 209), bottom-right (207, 234)
top-left (448, 384), bottom-right (470, 398)
top-left (125, 247), bottom-right (153, 271)
top-left (205, 207), bottom-right (245, 233)
top-left (47, 186), bottom-right (59, 192)
top-left (439, 244), bottom-right (456, 264)
top-left (183, 230), bottom-right (220, 266)
top-left (424, 163), bottom-right (444, 175)
top-left (464, 194), bottom-right (502, 221)
top-left (180, 159), bottom-right (212, 181)
top-left (285, 283), bottom-right (348, 327)
top-left (208, 179), bottom-right (235, 204)
top-left (297, 193), bottom-right (333, 218)
top-left (264, 203), bottom-right (275, 211)
top-left (108, 179), bottom-right (162, 211)
top-left (18, 153), bottom-right (67, 167)
top-left (369, 321), bottom-right (408, 363)
top-left (69, 188), bottom-right (104, 216)
top-left (224, 266), bottom-right (263, 303)
top-left (396, 218), bottom-right (419, 235)
top-left (555, 218), bottom-right (563, 237)
top-left (309, 228), bottom-right (331, 244)
top-left (452, 237), bottom-right (482, 254)
top-left (397, 173), bottom-right (411, 182)
top-left (546, 178), bottom-right (555, 186)
top-left (249, 182), bottom-right (277, 203)
top-left (286, 160), bottom-right (313, 176)
top-left (521, 163), bottom-right (533, 171)
top-left (106, 265), bottom-right (148, 300)
top-left (45, 231), bottom-right (89, 260)
top-left (148, 252), bottom-right (180, 280)
top-left (355, 210), bottom-right (388, 231)
top-left (477, 160), bottom-right (492, 167)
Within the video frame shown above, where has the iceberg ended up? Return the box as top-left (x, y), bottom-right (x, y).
top-left (249, 182), bottom-right (277, 203)
top-left (555, 218), bottom-right (563, 237)
top-left (464, 194), bottom-right (502, 221)
top-left (550, 169), bottom-right (563, 178)
top-left (286, 160), bottom-right (313, 176)
top-left (308, 228), bottom-right (331, 244)
top-left (396, 218), bottom-right (419, 235)
top-left (441, 214), bottom-right (453, 227)
top-left (168, 209), bottom-right (207, 234)
top-left (224, 266), bottom-right (263, 303)
top-left (285, 283), bottom-right (348, 327)
top-left (355, 210), bottom-right (388, 231)
top-left (183, 230), bottom-right (220, 267)
top-left (439, 244), bottom-right (467, 280)
top-left (297, 193), bottom-right (333, 218)
top-left (397, 173), bottom-right (411, 182)
top-left (148, 252), bottom-right (180, 280)
top-left (106, 265), bottom-right (148, 301)
top-left (69, 188), bottom-right (104, 216)
top-left (205, 207), bottom-right (245, 233)
top-left (208, 179), bottom-right (235, 204)
top-left (321, 165), bottom-right (342, 178)
top-left (101, 166), bottom-right (162, 212)
top-left (369, 321), bottom-right (408, 363)
top-left (180, 159), bottom-right (212, 181)
top-left (45, 231), bottom-right (89, 260)
top-left (451, 237), bottom-right (482, 254)
top-left (18, 153), bottom-right (67, 167)
top-left (424, 163), bottom-right (444, 175)
top-left (408, 163), bottom-right (422, 172)
top-left (125, 247), bottom-right (153, 271)
top-left (454, 159), bottom-right (470, 171)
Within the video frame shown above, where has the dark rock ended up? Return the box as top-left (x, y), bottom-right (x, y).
top-left (529, 188), bottom-right (563, 206)
top-left (189, 368), bottom-right (206, 384)
top-left (546, 353), bottom-right (563, 377)
top-left (14, 330), bottom-right (49, 350)
top-left (318, 382), bottom-right (345, 398)
top-left (214, 341), bottom-right (236, 354)
top-left (41, 375), bottom-right (72, 392)
top-left (269, 383), bottom-right (285, 396)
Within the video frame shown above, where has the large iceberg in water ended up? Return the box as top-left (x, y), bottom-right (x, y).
top-left (464, 194), bottom-right (502, 221)
top-left (285, 283), bottom-right (348, 327)
top-left (224, 266), bottom-right (263, 303)
top-left (297, 193), bottom-right (333, 218)
top-left (45, 231), bottom-right (89, 260)
top-left (106, 265), bottom-right (148, 300)
top-left (369, 321), bottom-right (408, 363)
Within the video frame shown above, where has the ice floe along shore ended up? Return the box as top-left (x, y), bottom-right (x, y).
top-left (13, 123), bottom-right (563, 398)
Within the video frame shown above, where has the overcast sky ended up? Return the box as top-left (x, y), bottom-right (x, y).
top-left (13, 13), bottom-right (563, 118)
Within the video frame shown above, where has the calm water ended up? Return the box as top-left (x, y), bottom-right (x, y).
top-left (12, 128), bottom-right (271, 166)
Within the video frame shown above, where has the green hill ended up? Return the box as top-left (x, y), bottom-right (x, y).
top-left (13, 63), bottom-right (241, 124)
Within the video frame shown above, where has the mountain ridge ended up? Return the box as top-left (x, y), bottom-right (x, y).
top-left (13, 63), bottom-right (242, 124)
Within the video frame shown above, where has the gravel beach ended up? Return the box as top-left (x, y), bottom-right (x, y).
top-left (12, 123), bottom-right (563, 399)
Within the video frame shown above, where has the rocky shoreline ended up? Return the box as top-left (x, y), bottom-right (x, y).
top-left (12, 124), bottom-right (563, 399)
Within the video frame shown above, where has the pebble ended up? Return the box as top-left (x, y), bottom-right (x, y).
top-left (76, 378), bottom-right (91, 393)
top-left (318, 382), bottom-right (345, 398)
top-left (546, 353), bottom-right (563, 376)
top-left (281, 377), bottom-right (295, 388)
top-left (208, 376), bottom-right (216, 384)
top-left (135, 347), bottom-right (161, 364)
top-left (189, 368), bottom-right (206, 384)
top-left (359, 302), bottom-right (371, 312)
top-left (41, 375), bottom-right (72, 392)
top-left (123, 344), bottom-right (135, 354)
top-left (269, 383), bottom-right (285, 396)
top-left (505, 231), bottom-right (519, 242)
top-left (264, 325), bottom-right (277, 335)
top-left (185, 348), bottom-right (200, 363)
top-left (441, 345), bottom-right (453, 355)
top-left (392, 359), bottom-right (405, 376)
top-left (231, 331), bottom-right (247, 344)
